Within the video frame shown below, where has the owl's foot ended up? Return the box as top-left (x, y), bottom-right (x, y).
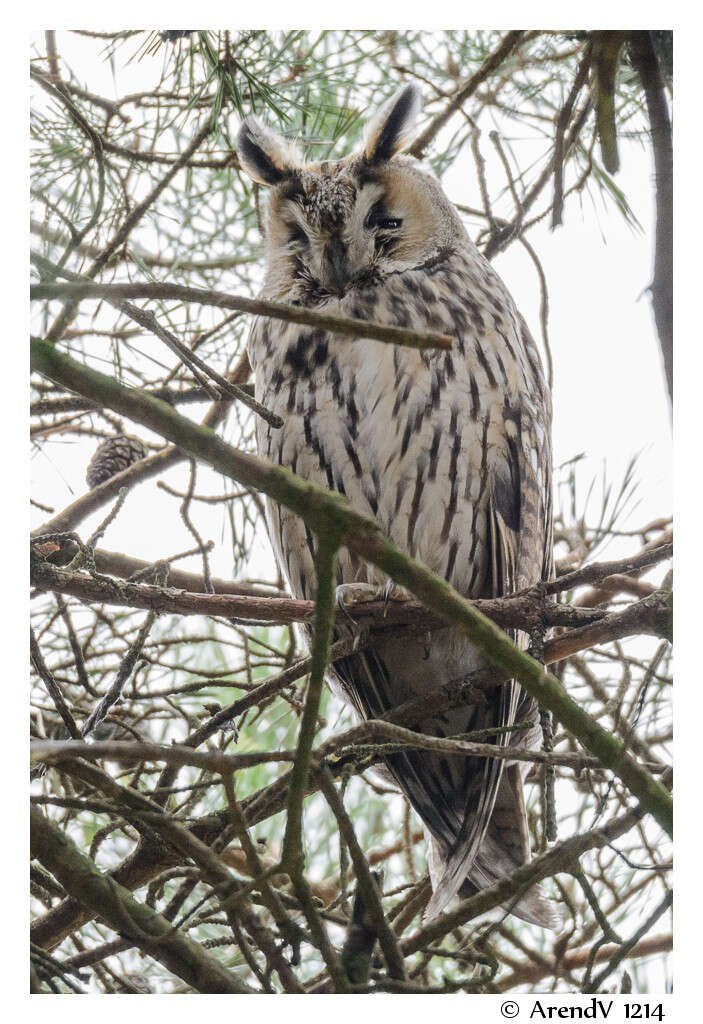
top-left (335, 581), bottom-right (411, 621)
top-left (334, 582), bottom-right (412, 649)
top-left (335, 582), bottom-right (382, 615)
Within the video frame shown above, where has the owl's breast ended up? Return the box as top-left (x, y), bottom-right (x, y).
top-left (247, 253), bottom-right (547, 601)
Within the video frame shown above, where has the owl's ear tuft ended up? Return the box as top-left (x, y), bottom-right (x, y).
top-left (364, 84), bottom-right (422, 164)
top-left (236, 117), bottom-right (301, 186)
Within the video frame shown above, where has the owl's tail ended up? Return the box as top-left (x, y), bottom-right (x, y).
top-left (424, 764), bottom-right (560, 929)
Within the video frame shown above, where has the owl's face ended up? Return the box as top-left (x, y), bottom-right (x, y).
top-left (236, 85), bottom-right (466, 302)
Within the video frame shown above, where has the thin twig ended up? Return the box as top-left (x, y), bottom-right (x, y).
top-left (318, 765), bottom-right (407, 981)
top-left (30, 629), bottom-right (81, 739)
top-left (582, 888), bottom-right (672, 993)
top-left (42, 119), bottom-right (213, 344)
top-left (628, 31), bottom-right (673, 408)
top-left (81, 609), bottom-right (159, 737)
top-left (409, 32), bottom-right (527, 158)
top-left (31, 281), bottom-right (454, 352)
top-left (551, 45), bottom-right (592, 228)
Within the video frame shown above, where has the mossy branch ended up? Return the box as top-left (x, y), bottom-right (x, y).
top-left (30, 806), bottom-right (254, 993)
top-left (318, 764), bottom-right (408, 982)
top-left (30, 338), bottom-right (673, 838)
top-left (275, 536), bottom-right (351, 991)
top-left (281, 535), bottom-right (339, 874)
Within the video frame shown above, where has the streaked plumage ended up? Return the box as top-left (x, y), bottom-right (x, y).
top-left (238, 85), bottom-right (556, 926)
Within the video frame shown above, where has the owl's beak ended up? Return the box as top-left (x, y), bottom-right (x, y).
top-left (321, 234), bottom-right (348, 297)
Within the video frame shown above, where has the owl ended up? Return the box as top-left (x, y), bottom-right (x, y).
top-left (237, 85), bottom-right (556, 927)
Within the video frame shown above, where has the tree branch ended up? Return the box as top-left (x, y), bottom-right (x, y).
top-left (42, 120), bottom-right (214, 344)
top-left (31, 557), bottom-right (672, 666)
top-left (497, 932), bottom-right (672, 990)
top-left (282, 537), bottom-right (338, 872)
top-left (409, 31), bottom-right (526, 159)
top-left (628, 31), bottom-right (673, 409)
top-left (31, 281), bottom-right (453, 352)
top-left (30, 337), bottom-right (673, 838)
top-left (30, 806), bottom-right (255, 993)
top-left (317, 765), bottom-right (407, 981)
top-left (31, 348), bottom-right (251, 538)
top-left (401, 806), bottom-right (649, 955)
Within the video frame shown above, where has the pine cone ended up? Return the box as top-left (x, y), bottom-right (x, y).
top-left (159, 30), bottom-right (194, 43)
top-left (86, 435), bottom-right (148, 489)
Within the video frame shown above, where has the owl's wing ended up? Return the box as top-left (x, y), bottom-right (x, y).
top-left (331, 393), bottom-right (553, 923)
top-left (420, 491), bottom-right (521, 919)
top-left (422, 394), bottom-right (553, 921)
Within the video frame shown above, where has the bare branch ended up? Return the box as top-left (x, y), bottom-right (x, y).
top-left (31, 280), bottom-right (454, 353)
top-left (30, 806), bottom-right (255, 994)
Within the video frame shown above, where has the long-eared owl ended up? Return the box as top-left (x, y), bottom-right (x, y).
top-left (237, 84), bottom-right (556, 926)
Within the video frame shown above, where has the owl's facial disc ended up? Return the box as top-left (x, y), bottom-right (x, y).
top-left (275, 173), bottom-right (417, 298)
top-left (239, 85), bottom-right (469, 301)
top-left (262, 154), bottom-right (463, 304)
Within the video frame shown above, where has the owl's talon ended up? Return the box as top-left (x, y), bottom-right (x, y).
top-left (335, 582), bottom-right (381, 628)
top-left (335, 587), bottom-right (355, 626)
top-left (382, 580), bottom-right (412, 616)
top-left (334, 581), bottom-right (410, 625)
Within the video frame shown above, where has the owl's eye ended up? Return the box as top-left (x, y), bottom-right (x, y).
top-left (377, 217), bottom-right (402, 230)
top-left (365, 203), bottom-right (403, 232)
